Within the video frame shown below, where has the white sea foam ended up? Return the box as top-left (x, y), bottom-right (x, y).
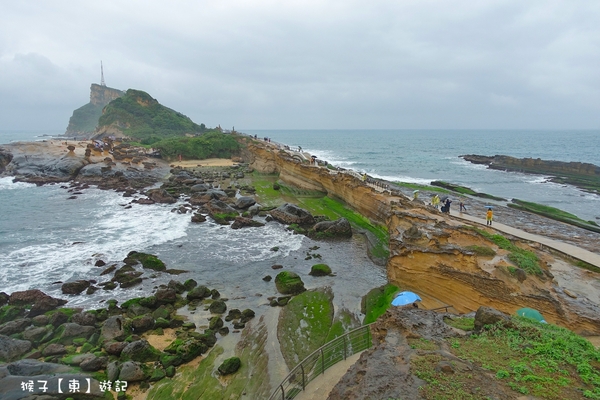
top-left (0, 176), bottom-right (35, 190)
top-left (191, 221), bottom-right (304, 263)
top-left (306, 148), bottom-right (356, 167)
top-left (368, 172), bottom-right (432, 186)
top-left (0, 187), bottom-right (190, 299)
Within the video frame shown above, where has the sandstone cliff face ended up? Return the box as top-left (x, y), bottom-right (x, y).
top-left (243, 141), bottom-right (399, 223)
top-left (387, 211), bottom-right (600, 334)
top-left (89, 84), bottom-right (124, 106)
top-left (65, 84), bottom-right (125, 136)
top-left (243, 139), bottom-right (600, 334)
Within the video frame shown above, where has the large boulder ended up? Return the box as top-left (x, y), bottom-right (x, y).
top-left (61, 280), bottom-right (91, 295)
top-left (231, 216), bottom-right (265, 229)
top-left (71, 312), bottom-right (97, 327)
top-left (209, 300), bottom-right (227, 314)
top-left (120, 340), bottom-right (161, 362)
top-left (313, 217), bottom-right (352, 238)
top-left (275, 271), bottom-right (306, 295)
top-left (218, 357), bottom-right (241, 375)
top-left (190, 183), bottom-right (211, 192)
top-left (187, 285), bottom-right (211, 301)
top-left (9, 289), bottom-right (66, 316)
top-left (146, 188), bottom-right (177, 204)
top-left (270, 203), bottom-right (315, 225)
top-left (101, 316), bottom-right (129, 342)
top-left (204, 199), bottom-right (237, 215)
top-left (131, 315), bottom-right (155, 333)
top-left (0, 319), bottom-right (31, 335)
top-left (60, 323), bottom-right (95, 342)
top-left (309, 264), bottom-right (332, 276)
top-left (119, 361), bottom-right (147, 382)
top-left (123, 251), bottom-right (166, 271)
top-left (0, 335), bottom-right (32, 361)
top-left (235, 196), bottom-right (256, 209)
top-left (474, 306), bottom-right (511, 331)
top-left (189, 190), bottom-right (228, 205)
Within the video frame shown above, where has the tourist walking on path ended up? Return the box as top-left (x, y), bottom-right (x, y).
top-left (431, 195), bottom-right (440, 209)
top-left (459, 200), bottom-right (467, 213)
top-left (486, 207), bottom-right (493, 226)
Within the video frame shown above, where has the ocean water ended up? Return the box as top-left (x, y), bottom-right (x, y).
top-left (0, 130), bottom-right (387, 314)
top-left (0, 129), bottom-right (598, 312)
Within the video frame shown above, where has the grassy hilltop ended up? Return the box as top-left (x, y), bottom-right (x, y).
top-left (98, 89), bottom-right (240, 160)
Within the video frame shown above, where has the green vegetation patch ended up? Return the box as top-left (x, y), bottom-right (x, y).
top-left (393, 182), bottom-right (451, 194)
top-left (509, 199), bottom-right (600, 233)
top-left (98, 89), bottom-right (206, 143)
top-left (444, 316), bottom-right (475, 331)
top-left (465, 245), bottom-right (496, 257)
top-left (448, 318), bottom-right (600, 399)
top-left (298, 196), bottom-right (389, 259)
top-left (472, 229), bottom-right (542, 275)
top-left (408, 338), bottom-right (439, 351)
top-left (362, 284), bottom-right (399, 324)
top-left (277, 288), bottom-right (335, 368)
top-left (151, 132), bottom-right (241, 161)
top-left (412, 353), bottom-right (490, 399)
top-left (575, 260), bottom-right (600, 274)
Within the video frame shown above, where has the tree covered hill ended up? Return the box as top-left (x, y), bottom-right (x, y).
top-left (97, 89), bottom-right (210, 144)
top-left (97, 89), bottom-right (240, 160)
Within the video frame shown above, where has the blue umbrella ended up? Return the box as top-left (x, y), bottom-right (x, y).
top-left (391, 291), bottom-right (421, 306)
top-left (484, 205), bottom-right (494, 209)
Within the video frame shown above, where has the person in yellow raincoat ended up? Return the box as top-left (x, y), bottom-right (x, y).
top-left (486, 207), bottom-right (493, 226)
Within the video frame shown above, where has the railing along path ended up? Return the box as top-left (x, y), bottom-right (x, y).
top-left (268, 324), bottom-right (374, 400)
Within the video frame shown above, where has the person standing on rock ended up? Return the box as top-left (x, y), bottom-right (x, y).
top-left (486, 207), bottom-right (493, 226)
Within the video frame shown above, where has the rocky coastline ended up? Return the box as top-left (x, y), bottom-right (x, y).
top-left (461, 154), bottom-right (600, 195)
top-left (2, 135), bottom-right (600, 398)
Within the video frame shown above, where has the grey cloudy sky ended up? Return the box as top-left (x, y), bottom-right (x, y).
top-left (1, 0), bottom-right (599, 131)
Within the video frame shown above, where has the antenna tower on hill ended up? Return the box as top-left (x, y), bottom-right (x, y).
top-left (100, 61), bottom-right (106, 87)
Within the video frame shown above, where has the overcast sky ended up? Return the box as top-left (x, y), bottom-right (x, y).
top-left (1, 0), bottom-right (599, 131)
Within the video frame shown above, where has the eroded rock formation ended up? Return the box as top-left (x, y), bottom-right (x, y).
top-left (242, 139), bottom-right (600, 334)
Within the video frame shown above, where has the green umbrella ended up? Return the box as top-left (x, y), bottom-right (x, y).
top-left (516, 307), bottom-right (547, 323)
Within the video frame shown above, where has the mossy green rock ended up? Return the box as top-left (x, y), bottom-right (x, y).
top-left (275, 271), bottom-right (306, 295)
top-left (186, 285), bottom-right (211, 300)
top-left (218, 357), bottom-right (241, 375)
top-left (0, 306), bottom-right (24, 324)
top-left (123, 251), bottom-right (166, 271)
top-left (149, 367), bottom-right (166, 382)
top-left (209, 300), bottom-right (227, 314)
top-left (155, 318), bottom-right (170, 329)
top-left (160, 353), bottom-right (182, 368)
top-left (209, 317), bottom-right (223, 330)
top-left (165, 365), bottom-right (176, 377)
top-left (309, 264), bottom-right (332, 276)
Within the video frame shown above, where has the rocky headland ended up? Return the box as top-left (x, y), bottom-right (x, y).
top-left (461, 154), bottom-right (600, 195)
top-left (1, 134), bottom-right (600, 398)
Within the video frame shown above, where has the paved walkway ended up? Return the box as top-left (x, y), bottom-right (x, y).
top-left (293, 352), bottom-right (363, 400)
top-left (450, 211), bottom-right (600, 268)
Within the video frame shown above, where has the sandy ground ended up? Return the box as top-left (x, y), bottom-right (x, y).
top-left (169, 158), bottom-right (236, 168)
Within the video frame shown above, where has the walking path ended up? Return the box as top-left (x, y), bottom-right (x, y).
top-left (451, 211), bottom-right (600, 268)
top-left (293, 352), bottom-right (363, 400)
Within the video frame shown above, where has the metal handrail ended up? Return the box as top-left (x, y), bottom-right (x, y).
top-left (429, 305), bottom-right (454, 312)
top-left (268, 323), bottom-right (374, 400)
